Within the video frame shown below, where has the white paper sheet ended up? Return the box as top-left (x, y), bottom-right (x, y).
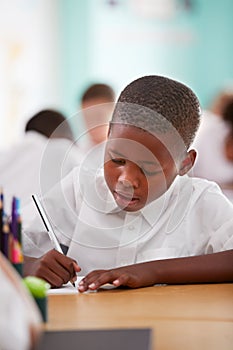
top-left (47, 276), bottom-right (84, 295)
top-left (47, 276), bottom-right (117, 295)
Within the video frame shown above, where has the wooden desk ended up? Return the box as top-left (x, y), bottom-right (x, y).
top-left (45, 284), bottom-right (233, 350)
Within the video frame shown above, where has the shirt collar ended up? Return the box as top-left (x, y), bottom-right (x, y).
top-left (141, 176), bottom-right (179, 226)
top-left (25, 130), bottom-right (47, 142)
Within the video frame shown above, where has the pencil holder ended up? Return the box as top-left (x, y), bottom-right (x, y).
top-left (34, 296), bottom-right (48, 322)
top-left (12, 262), bottom-right (23, 277)
top-left (23, 276), bottom-right (51, 322)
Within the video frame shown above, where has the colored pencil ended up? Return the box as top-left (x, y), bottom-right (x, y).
top-left (1, 215), bottom-right (10, 258)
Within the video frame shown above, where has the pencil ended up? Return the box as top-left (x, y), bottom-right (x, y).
top-left (1, 216), bottom-right (10, 258)
top-left (11, 216), bottom-right (23, 264)
top-left (32, 194), bottom-right (76, 288)
top-left (0, 188), bottom-right (3, 251)
top-left (11, 197), bottom-right (18, 240)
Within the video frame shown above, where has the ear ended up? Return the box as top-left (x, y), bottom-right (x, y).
top-left (178, 149), bottom-right (197, 176)
top-left (224, 134), bottom-right (233, 162)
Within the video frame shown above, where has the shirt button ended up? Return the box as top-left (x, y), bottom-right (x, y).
top-left (128, 225), bottom-right (135, 231)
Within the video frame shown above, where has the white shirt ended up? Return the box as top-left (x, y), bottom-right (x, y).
top-left (23, 166), bottom-right (233, 276)
top-left (0, 131), bottom-right (82, 223)
top-left (192, 111), bottom-right (233, 201)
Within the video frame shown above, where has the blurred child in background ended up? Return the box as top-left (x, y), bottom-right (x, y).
top-left (193, 90), bottom-right (233, 202)
top-left (77, 83), bottom-right (115, 153)
top-left (0, 109), bottom-right (82, 223)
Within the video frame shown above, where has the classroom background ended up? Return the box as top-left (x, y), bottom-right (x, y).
top-left (0, 0), bottom-right (233, 149)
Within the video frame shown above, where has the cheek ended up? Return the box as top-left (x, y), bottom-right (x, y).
top-left (163, 165), bottom-right (178, 187)
top-left (146, 174), bottom-right (169, 201)
top-left (104, 162), bottom-right (118, 187)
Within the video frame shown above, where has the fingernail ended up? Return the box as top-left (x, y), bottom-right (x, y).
top-left (78, 280), bottom-right (84, 286)
top-left (88, 283), bottom-right (96, 289)
top-left (78, 285), bottom-right (85, 292)
top-left (113, 279), bottom-right (120, 286)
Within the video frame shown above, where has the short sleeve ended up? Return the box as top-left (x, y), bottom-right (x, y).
top-left (23, 167), bottom-right (81, 257)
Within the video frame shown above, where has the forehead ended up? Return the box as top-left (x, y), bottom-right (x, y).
top-left (107, 124), bottom-right (175, 162)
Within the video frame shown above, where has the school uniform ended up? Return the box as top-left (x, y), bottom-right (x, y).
top-left (192, 111), bottom-right (233, 202)
top-left (0, 131), bottom-right (82, 222)
top-left (23, 165), bottom-right (233, 275)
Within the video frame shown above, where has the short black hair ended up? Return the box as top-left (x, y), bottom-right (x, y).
top-left (81, 83), bottom-right (115, 103)
top-left (111, 75), bottom-right (201, 148)
top-left (222, 98), bottom-right (233, 140)
top-left (222, 97), bottom-right (233, 125)
top-left (25, 109), bottom-right (74, 141)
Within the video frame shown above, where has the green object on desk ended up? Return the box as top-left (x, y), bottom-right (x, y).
top-left (23, 276), bottom-right (50, 297)
top-left (23, 276), bottom-right (51, 322)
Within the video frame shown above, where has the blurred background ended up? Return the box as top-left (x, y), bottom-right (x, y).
top-left (1, 0), bottom-right (233, 149)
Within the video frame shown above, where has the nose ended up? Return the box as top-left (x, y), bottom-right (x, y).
top-left (117, 162), bottom-right (140, 189)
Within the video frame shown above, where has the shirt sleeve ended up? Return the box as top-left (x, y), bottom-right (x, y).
top-left (200, 182), bottom-right (233, 253)
top-left (23, 167), bottom-right (81, 257)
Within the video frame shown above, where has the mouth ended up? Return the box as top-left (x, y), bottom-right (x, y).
top-left (113, 190), bottom-right (140, 208)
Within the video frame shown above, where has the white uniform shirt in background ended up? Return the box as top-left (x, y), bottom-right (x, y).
top-left (0, 131), bottom-right (82, 223)
top-left (192, 111), bottom-right (233, 202)
top-left (23, 166), bottom-right (233, 276)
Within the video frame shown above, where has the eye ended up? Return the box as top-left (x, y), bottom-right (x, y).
top-left (111, 157), bottom-right (126, 165)
top-left (140, 165), bottom-right (162, 176)
top-left (108, 151), bottom-right (126, 165)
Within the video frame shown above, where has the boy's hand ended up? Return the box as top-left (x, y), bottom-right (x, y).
top-left (24, 249), bottom-right (81, 288)
top-left (78, 250), bottom-right (233, 292)
top-left (78, 264), bottom-right (152, 292)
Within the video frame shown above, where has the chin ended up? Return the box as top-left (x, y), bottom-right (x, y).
top-left (123, 206), bottom-right (142, 212)
top-left (118, 201), bottom-right (145, 212)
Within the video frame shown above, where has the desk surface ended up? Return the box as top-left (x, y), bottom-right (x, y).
top-left (45, 283), bottom-right (233, 350)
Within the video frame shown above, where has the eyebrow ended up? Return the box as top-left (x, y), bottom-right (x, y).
top-left (108, 149), bottom-right (159, 167)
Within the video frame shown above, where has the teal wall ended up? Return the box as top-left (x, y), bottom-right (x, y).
top-left (58, 0), bottom-right (90, 132)
top-left (58, 0), bottom-right (233, 132)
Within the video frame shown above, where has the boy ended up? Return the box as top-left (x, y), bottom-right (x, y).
top-left (23, 76), bottom-right (233, 289)
top-left (78, 83), bottom-right (115, 152)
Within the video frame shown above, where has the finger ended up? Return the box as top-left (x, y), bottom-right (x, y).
top-left (87, 271), bottom-right (118, 290)
top-left (78, 283), bottom-right (87, 292)
top-left (78, 271), bottom-right (104, 292)
top-left (40, 253), bottom-right (73, 284)
top-left (47, 258), bottom-right (72, 284)
top-left (53, 254), bottom-right (80, 282)
top-left (88, 272), bottom-right (132, 289)
top-left (36, 266), bottom-right (64, 287)
top-left (112, 273), bottom-right (131, 287)
top-left (39, 250), bottom-right (76, 285)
